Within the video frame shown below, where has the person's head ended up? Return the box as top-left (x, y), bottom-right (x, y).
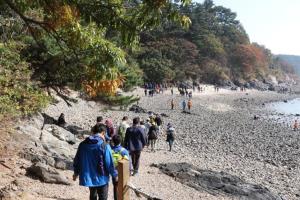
top-left (167, 123), bottom-right (172, 127)
top-left (105, 119), bottom-right (113, 127)
top-left (60, 113), bottom-right (65, 118)
top-left (112, 134), bottom-right (121, 146)
top-left (133, 117), bottom-right (140, 125)
top-left (96, 116), bottom-right (103, 123)
top-left (140, 120), bottom-right (145, 125)
top-left (122, 116), bottom-right (128, 121)
top-left (94, 124), bottom-right (107, 136)
top-left (146, 118), bottom-right (150, 122)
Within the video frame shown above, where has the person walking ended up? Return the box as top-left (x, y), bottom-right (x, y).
top-left (293, 119), bottom-right (299, 131)
top-left (91, 116), bottom-right (104, 133)
top-left (124, 117), bottom-right (146, 176)
top-left (155, 114), bottom-right (163, 134)
top-left (139, 120), bottom-right (149, 144)
top-left (148, 122), bottom-right (158, 152)
top-left (171, 99), bottom-right (175, 110)
top-left (111, 135), bottom-right (129, 200)
top-left (182, 100), bottom-right (186, 112)
top-left (73, 124), bottom-right (116, 200)
top-left (144, 118), bottom-right (151, 135)
top-left (117, 116), bottom-right (130, 145)
top-left (105, 119), bottom-right (115, 138)
top-left (166, 123), bottom-right (175, 151)
top-left (185, 89), bottom-right (188, 97)
top-left (187, 99), bottom-right (192, 112)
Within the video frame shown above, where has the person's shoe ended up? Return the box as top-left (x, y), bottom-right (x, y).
top-left (130, 170), bottom-right (135, 176)
top-left (132, 171), bottom-right (139, 176)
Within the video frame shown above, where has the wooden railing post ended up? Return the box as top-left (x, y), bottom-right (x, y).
top-left (117, 159), bottom-right (130, 200)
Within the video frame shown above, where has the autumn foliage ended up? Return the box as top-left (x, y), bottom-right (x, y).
top-left (231, 44), bottom-right (268, 79)
top-left (45, 4), bottom-right (80, 30)
top-left (83, 78), bottom-right (124, 97)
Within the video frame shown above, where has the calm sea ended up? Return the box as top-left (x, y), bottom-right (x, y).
top-left (268, 98), bottom-right (300, 115)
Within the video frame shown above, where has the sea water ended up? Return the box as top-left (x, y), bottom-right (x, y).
top-left (268, 98), bottom-right (300, 115)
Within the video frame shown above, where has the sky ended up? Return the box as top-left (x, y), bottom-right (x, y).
top-left (195, 0), bottom-right (300, 55)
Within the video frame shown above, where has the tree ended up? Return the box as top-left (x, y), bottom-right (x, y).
top-left (1, 0), bottom-right (191, 96)
top-left (137, 37), bottom-right (199, 82)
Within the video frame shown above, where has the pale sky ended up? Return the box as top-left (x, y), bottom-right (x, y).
top-left (195, 0), bottom-right (300, 55)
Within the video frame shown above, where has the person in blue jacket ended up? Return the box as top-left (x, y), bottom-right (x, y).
top-left (73, 124), bottom-right (117, 200)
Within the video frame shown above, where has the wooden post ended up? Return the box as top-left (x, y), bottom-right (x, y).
top-left (117, 159), bottom-right (130, 200)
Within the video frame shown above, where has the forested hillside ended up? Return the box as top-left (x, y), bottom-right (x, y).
top-left (278, 55), bottom-right (300, 75)
top-left (135, 0), bottom-right (296, 85)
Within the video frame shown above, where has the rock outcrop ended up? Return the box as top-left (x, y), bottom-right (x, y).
top-left (155, 163), bottom-right (282, 200)
top-left (26, 162), bottom-right (70, 185)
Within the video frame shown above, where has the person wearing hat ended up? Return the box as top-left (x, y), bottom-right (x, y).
top-left (166, 123), bottom-right (175, 151)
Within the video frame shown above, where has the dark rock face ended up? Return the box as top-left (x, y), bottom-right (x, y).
top-left (248, 80), bottom-right (269, 91)
top-left (220, 80), bottom-right (236, 88)
top-left (66, 125), bottom-right (90, 136)
top-left (129, 105), bottom-right (147, 113)
top-left (26, 162), bottom-right (70, 185)
top-left (154, 163), bottom-right (282, 200)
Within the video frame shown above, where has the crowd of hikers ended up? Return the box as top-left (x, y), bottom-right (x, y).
top-left (71, 83), bottom-right (299, 200)
top-left (71, 83), bottom-right (256, 200)
top-left (73, 114), bottom-right (175, 200)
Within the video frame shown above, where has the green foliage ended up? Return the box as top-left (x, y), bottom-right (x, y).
top-left (200, 60), bottom-right (229, 84)
top-left (140, 58), bottom-right (175, 83)
top-left (138, 38), bottom-right (198, 82)
top-left (0, 42), bottom-right (50, 119)
top-left (101, 95), bottom-right (139, 107)
top-left (119, 56), bottom-right (144, 91)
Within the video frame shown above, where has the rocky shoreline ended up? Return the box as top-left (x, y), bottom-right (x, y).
top-left (1, 88), bottom-right (300, 200)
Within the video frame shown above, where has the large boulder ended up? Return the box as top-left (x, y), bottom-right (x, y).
top-left (44, 124), bottom-right (76, 144)
top-left (26, 162), bottom-right (70, 185)
top-left (19, 148), bottom-right (72, 170)
top-left (66, 125), bottom-right (90, 137)
top-left (40, 128), bottom-right (76, 159)
top-left (16, 125), bottom-right (41, 139)
top-left (28, 112), bottom-right (44, 130)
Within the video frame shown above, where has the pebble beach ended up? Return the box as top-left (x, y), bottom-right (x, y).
top-left (2, 86), bottom-right (300, 200)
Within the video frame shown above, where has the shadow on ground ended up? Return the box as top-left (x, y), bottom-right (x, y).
top-left (152, 162), bottom-right (281, 200)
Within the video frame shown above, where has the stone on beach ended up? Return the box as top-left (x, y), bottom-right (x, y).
top-left (26, 162), bottom-right (70, 185)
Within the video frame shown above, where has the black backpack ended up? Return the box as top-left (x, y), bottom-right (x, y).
top-left (148, 126), bottom-right (158, 140)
